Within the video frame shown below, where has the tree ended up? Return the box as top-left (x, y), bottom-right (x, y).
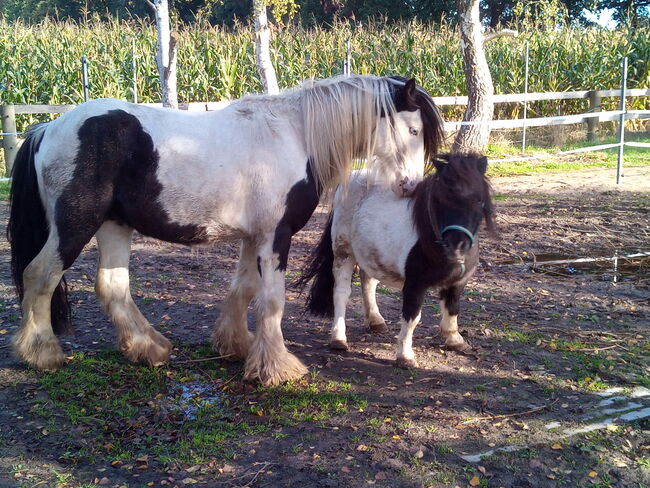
top-left (145, 0), bottom-right (178, 108)
top-left (453, 0), bottom-right (494, 154)
top-left (254, 0), bottom-right (279, 94)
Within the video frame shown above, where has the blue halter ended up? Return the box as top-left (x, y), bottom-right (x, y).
top-left (440, 225), bottom-right (476, 247)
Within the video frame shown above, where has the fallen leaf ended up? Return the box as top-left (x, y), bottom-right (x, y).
top-left (0, 329), bottom-right (8, 335)
top-left (551, 443), bottom-right (563, 450)
top-left (547, 474), bottom-right (556, 480)
top-left (341, 466), bottom-right (350, 473)
top-left (469, 476), bottom-right (481, 486)
top-left (392, 435), bottom-right (401, 440)
top-left (477, 466), bottom-right (486, 475)
top-left (606, 424), bottom-right (619, 432)
top-left (588, 471), bottom-right (598, 478)
top-left (181, 478), bottom-right (198, 485)
top-left (356, 444), bottom-right (369, 452)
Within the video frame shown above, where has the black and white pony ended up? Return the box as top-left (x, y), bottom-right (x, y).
top-left (296, 154), bottom-right (495, 368)
top-left (7, 75), bottom-right (444, 385)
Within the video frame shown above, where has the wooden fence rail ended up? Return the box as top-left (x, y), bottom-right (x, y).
top-left (1, 88), bottom-right (649, 174)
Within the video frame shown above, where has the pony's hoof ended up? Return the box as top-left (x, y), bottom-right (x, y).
top-left (368, 321), bottom-right (389, 334)
top-left (396, 357), bottom-right (418, 369)
top-left (329, 340), bottom-right (349, 351)
top-left (14, 333), bottom-right (66, 371)
top-left (121, 329), bottom-right (172, 366)
top-left (446, 340), bottom-right (473, 354)
top-left (244, 350), bottom-right (308, 386)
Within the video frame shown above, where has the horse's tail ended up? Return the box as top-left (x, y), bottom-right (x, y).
top-left (292, 213), bottom-right (335, 318)
top-left (7, 123), bottom-right (73, 335)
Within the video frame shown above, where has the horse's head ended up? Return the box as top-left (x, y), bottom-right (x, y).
top-left (412, 153), bottom-right (495, 260)
top-left (370, 77), bottom-right (444, 197)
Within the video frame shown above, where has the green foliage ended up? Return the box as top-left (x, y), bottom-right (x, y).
top-left (0, 17), bottom-right (647, 133)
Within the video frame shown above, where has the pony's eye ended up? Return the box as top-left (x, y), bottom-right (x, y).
top-left (409, 127), bottom-right (420, 136)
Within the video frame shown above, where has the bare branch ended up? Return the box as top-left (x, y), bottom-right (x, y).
top-left (484, 29), bottom-right (518, 43)
top-left (144, 0), bottom-right (155, 11)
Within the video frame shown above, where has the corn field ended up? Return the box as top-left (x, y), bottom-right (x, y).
top-left (0, 17), bottom-right (648, 131)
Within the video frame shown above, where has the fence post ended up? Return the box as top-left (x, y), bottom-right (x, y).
top-left (81, 56), bottom-right (89, 102)
top-left (0, 105), bottom-right (18, 175)
top-left (586, 90), bottom-right (601, 142)
top-left (521, 41), bottom-right (529, 152)
top-left (616, 57), bottom-right (628, 185)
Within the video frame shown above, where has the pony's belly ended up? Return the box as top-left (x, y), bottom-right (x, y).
top-left (356, 254), bottom-right (405, 289)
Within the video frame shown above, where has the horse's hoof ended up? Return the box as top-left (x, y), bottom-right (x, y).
top-left (396, 357), bottom-right (418, 369)
top-left (121, 328), bottom-right (172, 366)
top-left (445, 341), bottom-right (473, 355)
top-left (368, 321), bottom-right (389, 334)
top-left (329, 340), bottom-right (349, 351)
top-left (244, 350), bottom-right (308, 386)
top-left (14, 333), bottom-right (66, 371)
top-left (212, 327), bottom-right (254, 362)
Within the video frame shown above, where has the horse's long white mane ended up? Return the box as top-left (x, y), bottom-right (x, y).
top-left (300, 75), bottom-right (401, 192)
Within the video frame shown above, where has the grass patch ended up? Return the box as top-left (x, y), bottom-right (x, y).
top-left (254, 377), bottom-right (367, 424)
top-left (0, 180), bottom-right (9, 201)
top-left (487, 133), bottom-right (650, 177)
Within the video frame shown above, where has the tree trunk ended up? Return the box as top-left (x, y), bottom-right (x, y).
top-left (453, 0), bottom-right (494, 154)
top-left (148, 0), bottom-right (178, 108)
top-left (253, 0), bottom-right (279, 95)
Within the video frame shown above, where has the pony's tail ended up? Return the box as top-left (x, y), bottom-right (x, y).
top-left (7, 124), bottom-right (73, 335)
top-left (292, 214), bottom-right (335, 318)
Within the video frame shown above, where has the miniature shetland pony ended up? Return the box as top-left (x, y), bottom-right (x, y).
top-left (297, 154), bottom-right (494, 367)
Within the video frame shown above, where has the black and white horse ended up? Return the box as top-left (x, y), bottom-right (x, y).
top-left (7, 75), bottom-right (445, 385)
top-left (297, 154), bottom-right (495, 368)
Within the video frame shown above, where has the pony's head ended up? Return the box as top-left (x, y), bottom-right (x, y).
top-left (301, 75), bottom-right (444, 198)
top-left (411, 153), bottom-right (495, 259)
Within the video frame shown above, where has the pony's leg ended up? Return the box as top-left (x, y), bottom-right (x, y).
top-left (244, 238), bottom-right (307, 386)
top-left (395, 282), bottom-right (427, 368)
top-left (95, 221), bottom-right (172, 366)
top-left (212, 238), bottom-right (258, 360)
top-left (13, 234), bottom-right (66, 370)
top-left (359, 269), bottom-right (387, 333)
top-left (439, 286), bottom-right (471, 353)
top-left (329, 256), bottom-right (355, 351)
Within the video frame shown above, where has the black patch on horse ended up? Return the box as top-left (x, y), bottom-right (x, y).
top-left (272, 161), bottom-right (321, 271)
top-left (55, 110), bottom-right (208, 268)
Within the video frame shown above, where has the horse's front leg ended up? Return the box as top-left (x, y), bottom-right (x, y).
top-left (329, 254), bottom-right (355, 351)
top-left (439, 285), bottom-right (472, 353)
top-left (244, 235), bottom-right (307, 386)
top-left (212, 238), bottom-right (258, 360)
top-left (396, 281), bottom-right (427, 368)
top-left (359, 269), bottom-right (387, 333)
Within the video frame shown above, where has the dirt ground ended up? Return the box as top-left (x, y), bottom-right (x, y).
top-left (0, 165), bottom-right (648, 488)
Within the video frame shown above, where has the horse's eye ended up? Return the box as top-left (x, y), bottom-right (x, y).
top-left (409, 127), bottom-right (420, 136)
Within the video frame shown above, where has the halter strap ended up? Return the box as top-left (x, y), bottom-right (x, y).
top-left (440, 225), bottom-right (476, 247)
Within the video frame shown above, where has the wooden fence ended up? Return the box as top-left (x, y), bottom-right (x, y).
top-left (1, 88), bottom-right (649, 175)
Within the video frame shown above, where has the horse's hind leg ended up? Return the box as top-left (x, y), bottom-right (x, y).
top-left (360, 270), bottom-right (387, 333)
top-left (95, 221), bottom-right (172, 366)
top-left (212, 238), bottom-right (258, 360)
top-left (13, 234), bottom-right (67, 370)
top-left (439, 286), bottom-right (471, 353)
top-left (329, 255), bottom-right (355, 351)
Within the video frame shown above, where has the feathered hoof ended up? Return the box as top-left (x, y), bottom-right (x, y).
top-left (212, 326), bottom-right (254, 362)
top-left (329, 339), bottom-right (349, 351)
top-left (121, 328), bottom-right (172, 366)
top-left (14, 332), bottom-right (66, 371)
top-left (396, 357), bottom-right (418, 369)
top-left (244, 349), bottom-right (308, 387)
top-left (368, 321), bottom-right (389, 334)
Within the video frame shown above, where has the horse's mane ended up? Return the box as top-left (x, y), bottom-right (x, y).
top-left (411, 154), bottom-right (495, 257)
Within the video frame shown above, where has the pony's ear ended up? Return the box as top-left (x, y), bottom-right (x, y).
top-left (433, 159), bottom-right (447, 171)
top-left (439, 153), bottom-right (451, 162)
top-left (477, 156), bottom-right (488, 174)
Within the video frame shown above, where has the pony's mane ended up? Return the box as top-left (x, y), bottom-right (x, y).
top-left (411, 154), bottom-right (495, 256)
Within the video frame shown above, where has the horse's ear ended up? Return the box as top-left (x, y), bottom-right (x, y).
top-left (433, 159), bottom-right (447, 171)
top-left (477, 156), bottom-right (488, 174)
top-left (405, 78), bottom-right (417, 100)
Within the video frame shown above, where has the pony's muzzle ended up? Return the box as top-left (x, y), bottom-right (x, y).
top-left (392, 176), bottom-right (417, 197)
